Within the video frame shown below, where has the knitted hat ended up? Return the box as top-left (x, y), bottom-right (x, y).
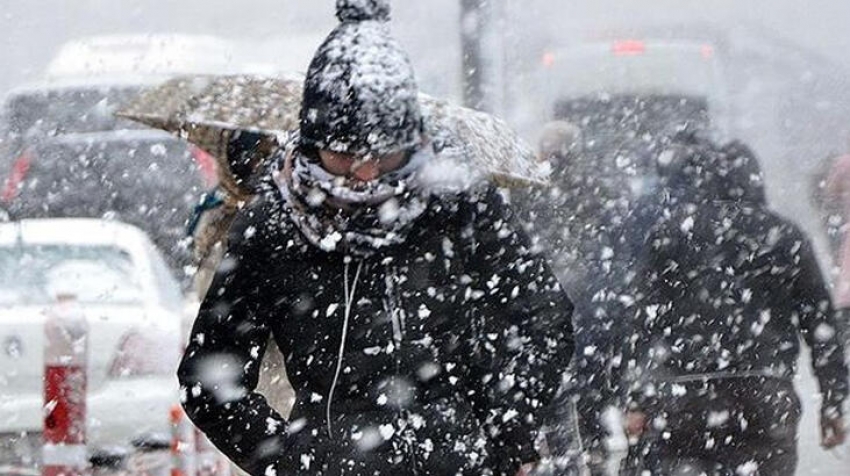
top-left (299, 0), bottom-right (424, 156)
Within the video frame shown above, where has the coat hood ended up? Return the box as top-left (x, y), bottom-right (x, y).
top-left (664, 137), bottom-right (767, 205)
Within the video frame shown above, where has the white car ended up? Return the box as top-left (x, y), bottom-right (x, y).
top-left (0, 219), bottom-right (184, 464)
top-left (45, 34), bottom-right (239, 79)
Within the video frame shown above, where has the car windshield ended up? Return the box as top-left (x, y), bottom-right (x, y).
top-left (2, 86), bottom-right (147, 140)
top-left (0, 244), bottom-right (143, 306)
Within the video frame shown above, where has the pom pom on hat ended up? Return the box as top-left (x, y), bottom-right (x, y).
top-left (336, 0), bottom-right (391, 22)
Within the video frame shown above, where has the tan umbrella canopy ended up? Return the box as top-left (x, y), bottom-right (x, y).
top-left (117, 74), bottom-right (547, 195)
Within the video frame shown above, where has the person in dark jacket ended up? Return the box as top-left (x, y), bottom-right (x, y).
top-left (177, 1), bottom-right (574, 475)
top-left (512, 121), bottom-right (628, 475)
top-left (620, 138), bottom-right (849, 475)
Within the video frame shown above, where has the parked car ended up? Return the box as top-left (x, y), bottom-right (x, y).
top-left (0, 218), bottom-right (184, 466)
top-left (0, 78), bottom-right (217, 282)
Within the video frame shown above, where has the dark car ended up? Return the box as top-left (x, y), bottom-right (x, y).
top-left (536, 39), bottom-right (731, 192)
top-left (0, 80), bottom-right (217, 282)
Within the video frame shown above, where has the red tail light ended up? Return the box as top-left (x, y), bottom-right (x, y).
top-left (613, 40), bottom-right (646, 56)
top-left (190, 146), bottom-right (218, 187)
top-left (108, 330), bottom-right (174, 378)
top-left (1, 149), bottom-right (34, 204)
top-left (541, 51), bottom-right (556, 68)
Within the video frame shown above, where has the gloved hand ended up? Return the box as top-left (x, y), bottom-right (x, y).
top-left (821, 416), bottom-right (846, 449)
top-left (624, 410), bottom-right (648, 445)
top-left (516, 462), bottom-right (537, 476)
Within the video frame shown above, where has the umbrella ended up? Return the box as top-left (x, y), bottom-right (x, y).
top-left (117, 74), bottom-right (547, 194)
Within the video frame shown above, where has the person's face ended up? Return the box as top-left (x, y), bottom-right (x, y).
top-left (318, 149), bottom-right (408, 182)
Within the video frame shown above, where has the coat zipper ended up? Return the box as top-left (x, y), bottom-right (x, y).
top-left (384, 264), bottom-right (419, 475)
top-left (326, 257), bottom-right (363, 438)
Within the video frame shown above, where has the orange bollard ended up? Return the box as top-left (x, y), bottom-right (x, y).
top-left (194, 429), bottom-right (215, 476)
top-left (169, 406), bottom-right (196, 476)
top-left (195, 429), bottom-right (231, 476)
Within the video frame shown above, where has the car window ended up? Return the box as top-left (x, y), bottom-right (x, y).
top-left (0, 244), bottom-right (143, 306)
top-left (3, 135), bottom-right (203, 275)
top-left (3, 86), bottom-right (147, 139)
top-left (147, 241), bottom-right (184, 312)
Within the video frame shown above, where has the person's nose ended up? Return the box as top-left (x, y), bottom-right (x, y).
top-left (350, 160), bottom-right (381, 182)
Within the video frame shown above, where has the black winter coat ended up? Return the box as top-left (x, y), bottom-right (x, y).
top-left (178, 185), bottom-right (575, 476)
top-left (511, 157), bottom-right (631, 434)
top-left (626, 158), bottom-right (848, 417)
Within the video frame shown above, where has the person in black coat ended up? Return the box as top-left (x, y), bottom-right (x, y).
top-left (620, 138), bottom-right (848, 475)
top-left (177, 1), bottom-right (574, 475)
top-left (512, 121), bottom-right (628, 475)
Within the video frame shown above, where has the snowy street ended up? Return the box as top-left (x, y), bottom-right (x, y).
top-left (4, 2), bottom-right (850, 476)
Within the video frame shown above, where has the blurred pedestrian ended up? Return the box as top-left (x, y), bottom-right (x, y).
top-left (620, 138), bottom-right (848, 475)
top-left (823, 151), bottom-right (850, 342)
top-left (810, 153), bottom-right (843, 259)
top-left (178, 1), bottom-right (574, 475)
top-left (512, 120), bottom-right (624, 475)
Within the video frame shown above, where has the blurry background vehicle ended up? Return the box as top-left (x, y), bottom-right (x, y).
top-left (0, 79), bottom-right (217, 281)
top-left (527, 38), bottom-right (730, 199)
top-left (539, 39), bottom-right (729, 137)
top-left (0, 218), bottom-right (183, 467)
top-left (0, 34), bottom-right (251, 282)
top-left (0, 34), bottom-right (248, 287)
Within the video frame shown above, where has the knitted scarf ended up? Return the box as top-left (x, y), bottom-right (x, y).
top-left (274, 142), bottom-right (432, 257)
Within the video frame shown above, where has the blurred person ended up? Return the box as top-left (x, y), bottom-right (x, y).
top-left (620, 138), bottom-right (848, 476)
top-left (512, 120), bottom-right (625, 475)
top-left (616, 140), bottom-right (689, 262)
top-left (822, 151), bottom-right (850, 342)
top-left (809, 153), bottom-right (844, 259)
top-left (177, 1), bottom-right (574, 475)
